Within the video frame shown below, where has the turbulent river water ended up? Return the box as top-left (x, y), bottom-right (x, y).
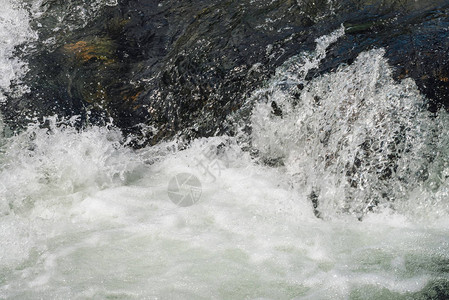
top-left (1, 1), bottom-right (449, 299)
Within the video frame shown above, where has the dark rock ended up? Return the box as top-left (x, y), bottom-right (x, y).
top-left (2, 0), bottom-right (449, 145)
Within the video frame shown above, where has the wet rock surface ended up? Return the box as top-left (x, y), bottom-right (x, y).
top-left (3, 0), bottom-right (449, 145)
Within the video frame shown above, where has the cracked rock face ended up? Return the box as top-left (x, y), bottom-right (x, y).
top-left (3, 0), bottom-right (448, 145)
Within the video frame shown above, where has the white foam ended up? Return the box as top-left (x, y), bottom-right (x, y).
top-left (0, 25), bottom-right (448, 299)
top-left (250, 42), bottom-right (449, 220)
top-left (0, 120), bottom-right (447, 298)
top-left (0, 1), bottom-right (38, 102)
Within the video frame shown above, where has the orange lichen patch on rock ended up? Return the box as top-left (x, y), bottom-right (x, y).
top-left (63, 38), bottom-right (115, 64)
top-left (122, 90), bottom-right (143, 105)
top-left (129, 91), bottom-right (142, 102)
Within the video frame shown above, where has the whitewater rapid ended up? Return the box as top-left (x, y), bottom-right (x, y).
top-left (1, 1), bottom-right (449, 299)
top-left (1, 118), bottom-right (448, 299)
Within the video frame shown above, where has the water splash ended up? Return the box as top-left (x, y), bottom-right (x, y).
top-left (0, 13), bottom-right (448, 300)
top-left (250, 28), bottom-right (449, 220)
top-left (0, 1), bottom-right (38, 102)
top-left (0, 116), bottom-right (143, 217)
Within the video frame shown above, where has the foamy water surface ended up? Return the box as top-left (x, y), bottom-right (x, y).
top-left (0, 1), bottom-right (448, 299)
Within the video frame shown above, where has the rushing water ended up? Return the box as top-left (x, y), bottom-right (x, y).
top-left (1, 1), bottom-right (449, 299)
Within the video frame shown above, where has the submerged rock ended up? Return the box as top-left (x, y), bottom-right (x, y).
top-left (2, 0), bottom-right (449, 145)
